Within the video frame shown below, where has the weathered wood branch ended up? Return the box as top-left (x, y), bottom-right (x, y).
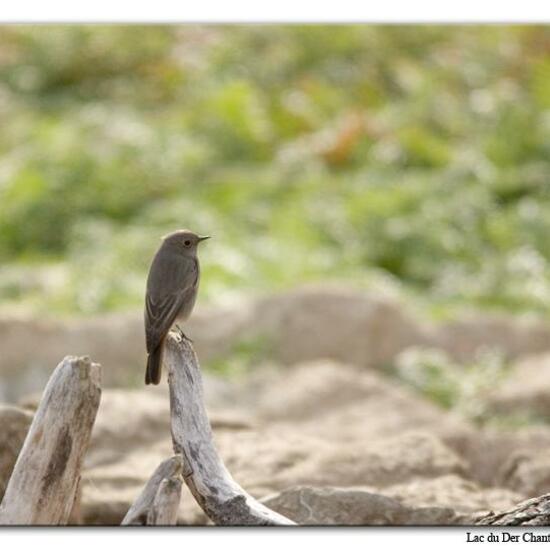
top-left (165, 334), bottom-right (295, 525)
top-left (0, 356), bottom-right (101, 525)
top-left (122, 455), bottom-right (183, 525)
top-left (476, 494), bottom-right (550, 526)
top-left (147, 476), bottom-right (183, 526)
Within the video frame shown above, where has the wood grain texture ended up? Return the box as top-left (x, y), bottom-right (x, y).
top-left (122, 454), bottom-right (183, 525)
top-left (0, 356), bottom-right (101, 525)
top-left (476, 494), bottom-right (550, 526)
top-left (147, 476), bottom-right (183, 526)
top-left (165, 333), bottom-right (295, 525)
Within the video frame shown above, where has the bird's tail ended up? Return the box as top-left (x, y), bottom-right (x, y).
top-left (145, 339), bottom-right (165, 385)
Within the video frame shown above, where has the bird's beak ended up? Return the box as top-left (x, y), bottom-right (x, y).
top-left (198, 235), bottom-right (211, 242)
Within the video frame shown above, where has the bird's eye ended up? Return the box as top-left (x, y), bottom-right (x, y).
top-left (184, 240), bottom-right (191, 246)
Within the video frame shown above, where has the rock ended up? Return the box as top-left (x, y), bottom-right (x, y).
top-left (81, 439), bottom-right (192, 525)
top-left (380, 474), bottom-right (524, 516)
top-left (10, 350), bottom-right (548, 525)
top-left (75, 385), bottom-right (250, 525)
top-left (70, 362), bottom-right (472, 525)
top-left (242, 430), bottom-right (467, 492)
top-left (451, 426), bottom-right (550, 488)
top-left (261, 477), bottom-right (526, 526)
top-left (223, 428), bottom-right (463, 495)
top-left (261, 486), bottom-right (459, 525)
top-left (85, 386), bottom-right (170, 469)
top-left (498, 449), bottom-right (550, 498)
top-left (436, 314), bottom-right (550, 364)
top-left (0, 313), bottom-right (145, 401)
top-left (5, 285), bottom-right (550, 402)
top-left (211, 362), bottom-right (471, 494)
top-left (251, 360), bottom-right (473, 446)
top-left (486, 353), bottom-right (550, 419)
top-left (249, 286), bottom-right (430, 368)
top-left (0, 405), bottom-right (33, 501)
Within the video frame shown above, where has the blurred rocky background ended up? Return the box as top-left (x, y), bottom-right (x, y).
top-left (1, 25), bottom-right (550, 524)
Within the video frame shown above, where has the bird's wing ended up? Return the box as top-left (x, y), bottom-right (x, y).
top-left (145, 291), bottom-right (187, 352)
top-left (145, 253), bottom-right (198, 352)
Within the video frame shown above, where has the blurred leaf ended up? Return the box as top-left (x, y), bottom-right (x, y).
top-left (0, 25), bottom-right (549, 317)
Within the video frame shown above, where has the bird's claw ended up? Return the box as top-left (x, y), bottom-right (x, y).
top-left (175, 324), bottom-right (194, 343)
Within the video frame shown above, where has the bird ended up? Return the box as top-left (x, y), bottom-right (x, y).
top-left (144, 229), bottom-right (210, 385)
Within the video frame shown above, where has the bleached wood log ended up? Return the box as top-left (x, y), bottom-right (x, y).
top-left (147, 476), bottom-right (183, 526)
top-left (0, 356), bottom-right (101, 525)
top-left (165, 333), bottom-right (295, 526)
top-left (122, 455), bottom-right (183, 525)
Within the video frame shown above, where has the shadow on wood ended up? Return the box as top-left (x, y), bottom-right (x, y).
top-left (164, 333), bottom-right (295, 525)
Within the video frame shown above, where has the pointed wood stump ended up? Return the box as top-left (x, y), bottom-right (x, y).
top-left (147, 475), bottom-right (183, 525)
top-left (0, 356), bottom-right (101, 525)
top-left (122, 455), bottom-right (183, 525)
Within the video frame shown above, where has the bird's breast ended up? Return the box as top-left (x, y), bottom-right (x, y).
top-left (175, 288), bottom-right (198, 322)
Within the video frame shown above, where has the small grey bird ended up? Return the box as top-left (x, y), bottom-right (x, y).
top-left (144, 229), bottom-right (210, 385)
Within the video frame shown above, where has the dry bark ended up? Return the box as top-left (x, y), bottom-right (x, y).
top-left (476, 494), bottom-right (550, 526)
top-left (0, 356), bottom-right (101, 525)
top-left (164, 333), bottom-right (295, 525)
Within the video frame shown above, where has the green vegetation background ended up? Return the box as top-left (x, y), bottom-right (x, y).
top-left (1, 25), bottom-right (549, 317)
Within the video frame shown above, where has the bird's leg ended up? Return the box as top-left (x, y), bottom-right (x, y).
top-left (175, 324), bottom-right (194, 343)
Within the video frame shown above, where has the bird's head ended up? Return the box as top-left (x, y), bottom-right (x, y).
top-left (162, 229), bottom-right (210, 256)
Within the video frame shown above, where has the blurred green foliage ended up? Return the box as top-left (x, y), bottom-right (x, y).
top-left (0, 25), bottom-right (549, 315)
top-left (207, 334), bottom-right (275, 378)
top-left (394, 347), bottom-right (510, 426)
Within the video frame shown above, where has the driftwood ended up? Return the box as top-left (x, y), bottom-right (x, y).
top-left (476, 494), bottom-right (550, 526)
top-left (147, 476), bottom-right (183, 525)
top-left (9, 337), bottom-right (550, 527)
top-left (122, 455), bottom-right (183, 525)
top-left (0, 356), bottom-right (101, 525)
top-left (165, 333), bottom-right (295, 525)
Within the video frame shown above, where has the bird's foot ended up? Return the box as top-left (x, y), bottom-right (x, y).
top-left (175, 324), bottom-right (194, 344)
